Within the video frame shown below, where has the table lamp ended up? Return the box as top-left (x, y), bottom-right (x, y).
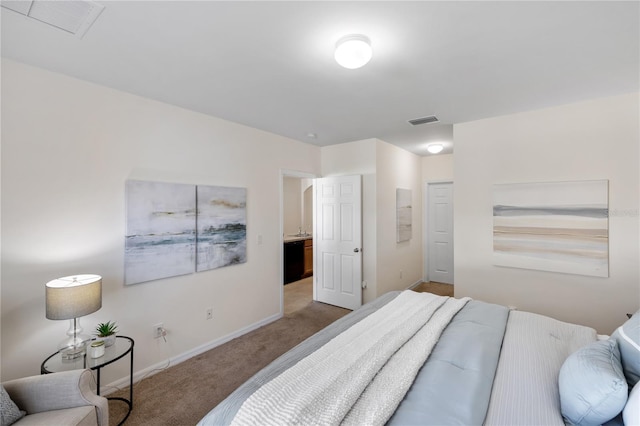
top-left (46, 274), bottom-right (102, 359)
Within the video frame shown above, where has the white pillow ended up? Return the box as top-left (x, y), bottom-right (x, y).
top-left (624, 381), bottom-right (640, 426)
top-left (611, 310), bottom-right (640, 387)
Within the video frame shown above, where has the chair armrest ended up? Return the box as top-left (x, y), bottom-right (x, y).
top-left (3, 369), bottom-right (109, 426)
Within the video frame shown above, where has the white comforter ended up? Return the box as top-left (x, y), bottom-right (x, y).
top-left (231, 291), bottom-right (469, 426)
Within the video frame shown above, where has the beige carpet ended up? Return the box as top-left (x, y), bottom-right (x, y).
top-left (107, 299), bottom-right (348, 425)
top-left (107, 281), bottom-right (451, 425)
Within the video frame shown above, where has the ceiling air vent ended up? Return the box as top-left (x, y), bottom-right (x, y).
top-left (408, 115), bottom-right (439, 126)
top-left (1, 0), bottom-right (104, 38)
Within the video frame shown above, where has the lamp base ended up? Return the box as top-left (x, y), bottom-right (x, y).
top-left (58, 334), bottom-right (91, 360)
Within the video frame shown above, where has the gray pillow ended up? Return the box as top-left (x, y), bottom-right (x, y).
top-left (611, 310), bottom-right (640, 387)
top-left (1, 385), bottom-right (25, 426)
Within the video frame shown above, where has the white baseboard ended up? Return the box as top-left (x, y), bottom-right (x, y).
top-left (407, 279), bottom-right (423, 290)
top-left (101, 312), bottom-right (283, 395)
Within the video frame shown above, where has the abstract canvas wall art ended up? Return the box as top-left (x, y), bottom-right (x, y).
top-left (125, 181), bottom-right (196, 285)
top-left (125, 180), bottom-right (248, 285)
top-left (396, 188), bottom-right (412, 242)
top-left (196, 185), bottom-right (247, 271)
top-left (493, 180), bottom-right (608, 277)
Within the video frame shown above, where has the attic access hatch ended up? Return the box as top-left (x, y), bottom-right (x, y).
top-left (1, 0), bottom-right (104, 38)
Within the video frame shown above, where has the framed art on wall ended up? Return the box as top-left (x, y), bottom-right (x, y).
top-left (493, 180), bottom-right (609, 277)
top-left (125, 180), bottom-right (196, 285)
top-left (125, 180), bottom-right (248, 285)
top-left (196, 185), bottom-right (247, 272)
top-left (396, 188), bottom-right (412, 243)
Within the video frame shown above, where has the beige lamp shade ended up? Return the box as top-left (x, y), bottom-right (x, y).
top-left (46, 274), bottom-right (102, 320)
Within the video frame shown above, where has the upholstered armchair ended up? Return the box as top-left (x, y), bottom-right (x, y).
top-left (2, 369), bottom-right (108, 426)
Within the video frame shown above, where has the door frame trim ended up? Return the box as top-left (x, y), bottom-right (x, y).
top-left (280, 169), bottom-right (317, 316)
top-left (423, 180), bottom-right (454, 283)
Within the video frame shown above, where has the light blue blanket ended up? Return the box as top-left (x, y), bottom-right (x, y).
top-left (388, 300), bottom-right (509, 425)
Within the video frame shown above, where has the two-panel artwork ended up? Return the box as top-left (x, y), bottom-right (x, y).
top-left (125, 180), bottom-right (247, 285)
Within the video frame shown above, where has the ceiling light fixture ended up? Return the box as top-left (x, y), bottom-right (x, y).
top-left (334, 35), bottom-right (372, 69)
top-left (427, 144), bottom-right (444, 154)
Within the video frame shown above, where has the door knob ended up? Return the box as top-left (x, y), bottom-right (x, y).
top-left (354, 248), bottom-right (360, 253)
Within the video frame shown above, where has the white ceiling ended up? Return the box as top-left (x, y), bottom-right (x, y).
top-left (2, 1), bottom-right (638, 156)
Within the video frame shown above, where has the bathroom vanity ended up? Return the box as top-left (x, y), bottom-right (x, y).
top-left (284, 236), bottom-right (312, 284)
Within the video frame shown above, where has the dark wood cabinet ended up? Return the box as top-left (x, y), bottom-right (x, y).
top-left (284, 240), bottom-right (304, 284)
top-left (284, 238), bottom-right (313, 284)
top-left (303, 239), bottom-right (313, 278)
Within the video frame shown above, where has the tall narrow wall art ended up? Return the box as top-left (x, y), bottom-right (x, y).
top-left (196, 186), bottom-right (247, 271)
top-left (493, 180), bottom-right (609, 277)
top-left (396, 188), bottom-right (412, 242)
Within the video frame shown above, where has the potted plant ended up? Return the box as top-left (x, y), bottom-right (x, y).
top-left (95, 321), bottom-right (118, 347)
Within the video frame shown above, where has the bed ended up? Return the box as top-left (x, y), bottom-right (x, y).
top-left (198, 290), bottom-right (640, 426)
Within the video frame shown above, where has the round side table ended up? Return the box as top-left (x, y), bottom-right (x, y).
top-left (42, 335), bottom-right (134, 425)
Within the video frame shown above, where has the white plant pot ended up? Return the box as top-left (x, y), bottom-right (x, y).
top-left (95, 334), bottom-right (116, 347)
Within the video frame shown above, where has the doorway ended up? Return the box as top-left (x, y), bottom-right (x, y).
top-left (281, 171), bottom-right (315, 315)
top-left (425, 182), bottom-right (454, 285)
top-left (313, 175), bottom-right (363, 310)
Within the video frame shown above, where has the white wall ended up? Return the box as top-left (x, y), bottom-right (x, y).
top-left (422, 153), bottom-right (454, 182)
top-left (321, 139), bottom-right (378, 303)
top-left (283, 177), bottom-right (303, 236)
top-left (1, 60), bottom-right (321, 382)
top-left (375, 140), bottom-right (423, 295)
top-left (283, 177), bottom-right (313, 237)
top-left (454, 93), bottom-right (639, 334)
top-left (320, 138), bottom-right (423, 303)
top-left (302, 181), bottom-right (313, 234)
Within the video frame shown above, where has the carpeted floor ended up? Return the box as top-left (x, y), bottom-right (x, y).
top-left (107, 281), bottom-right (453, 425)
top-left (107, 299), bottom-right (349, 425)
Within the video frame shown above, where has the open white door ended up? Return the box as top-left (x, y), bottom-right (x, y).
top-left (427, 182), bottom-right (454, 284)
top-left (313, 175), bottom-right (362, 310)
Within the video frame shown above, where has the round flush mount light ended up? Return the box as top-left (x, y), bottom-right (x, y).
top-left (334, 34), bottom-right (372, 69)
top-left (426, 144), bottom-right (444, 154)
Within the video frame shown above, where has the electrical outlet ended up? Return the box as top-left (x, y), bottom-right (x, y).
top-left (400, 270), bottom-right (403, 279)
top-left (153, 323), bottom-right (164, 338)
top-left (206, 307), bottom-right (213, 320)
